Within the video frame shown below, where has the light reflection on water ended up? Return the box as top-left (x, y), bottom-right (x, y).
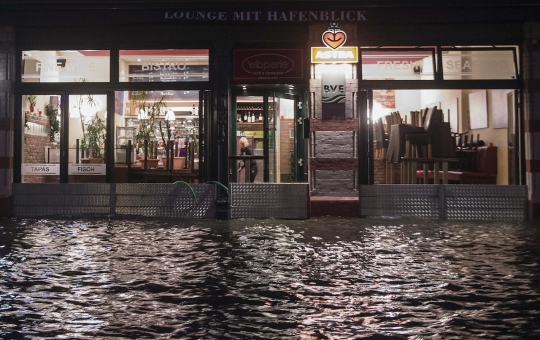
top-left (1, 217), bottom-right (540, 339)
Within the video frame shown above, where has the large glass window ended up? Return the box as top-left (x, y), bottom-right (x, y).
top-left (113, 90), bottom-right (200, 181)
top-left (441, 47), bottom-right (518, 80)
top-left (370, 89), bottom-right (517, 185)
top-left (22, 50), bottom-right (110, 82)
top-left (361, 48), bottom-right (436, 80)
top-left (119, 49), bottom-right (209, 82)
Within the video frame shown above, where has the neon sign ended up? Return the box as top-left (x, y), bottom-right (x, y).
top-left (312, 23), bottom-right (358, 63)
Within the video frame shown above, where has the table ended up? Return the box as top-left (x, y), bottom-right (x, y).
top-left (402, 157), bottom-right (459, 184)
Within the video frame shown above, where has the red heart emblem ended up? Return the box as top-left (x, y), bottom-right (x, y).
top-left (323, 31), bottom-right (346, 50)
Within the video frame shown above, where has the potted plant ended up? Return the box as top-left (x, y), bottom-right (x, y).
top-left (27, 95), bottom-right (37, 112)
top-left (81, 113), bottom-right (106, 163)
top-left (44, 104), bottom-right (59, 143)
top-left (131, 91), bottom-right (166, 163)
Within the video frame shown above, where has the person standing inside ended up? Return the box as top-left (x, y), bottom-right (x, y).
top-left (238, 136), bottom-right (258, 182)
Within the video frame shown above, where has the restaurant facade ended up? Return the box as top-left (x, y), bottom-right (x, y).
top-left (0, 0), bottom-right (539, 220)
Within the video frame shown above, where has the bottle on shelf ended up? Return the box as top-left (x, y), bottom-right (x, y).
top-left (243, 112), bottom-right (247, 122)
top-left (251, 112), bottom-right (255, 122)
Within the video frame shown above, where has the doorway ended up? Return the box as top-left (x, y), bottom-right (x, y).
top-left (231, 91), bottom-right (298, 183)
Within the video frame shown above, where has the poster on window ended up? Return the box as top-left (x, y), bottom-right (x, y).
top-left (373, 89), bottom-right (395, 109)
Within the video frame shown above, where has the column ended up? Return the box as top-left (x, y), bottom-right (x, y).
top-left (0, 26), bottom-right (14, 217)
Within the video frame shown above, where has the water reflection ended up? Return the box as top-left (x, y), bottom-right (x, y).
top-left (1, 218), bottom-right (539, 339)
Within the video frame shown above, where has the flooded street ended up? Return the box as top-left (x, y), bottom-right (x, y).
top-left (1, 217), bottom-right (539, 339)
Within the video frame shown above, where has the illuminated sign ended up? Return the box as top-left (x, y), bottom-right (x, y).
top-left (311, 47), bottom-right (358, 63)
top-left (312, 23), bottom-right (358, 63)
top-left (322, 23), bottom-right (347, 50)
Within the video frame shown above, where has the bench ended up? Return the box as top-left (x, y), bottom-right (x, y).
top-left (417, 146), bottom-right (498, 184)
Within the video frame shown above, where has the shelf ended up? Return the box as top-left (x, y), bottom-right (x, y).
top-left (237, 123), bottom-right (264, 131)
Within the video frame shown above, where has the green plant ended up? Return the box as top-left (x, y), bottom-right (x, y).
top-left (44, 104), bottom-right (59, 143)
top-left (131, 91), bottom-right (166, 158)
top-left (82, 113), bottom-right (106, 158)
top-left (27, 95), bottom-right (36, 107)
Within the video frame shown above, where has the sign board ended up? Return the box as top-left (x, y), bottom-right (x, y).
top-left (322, 70), bottom-right (346, 119)
top-left (311, 47), bottom-right (358, 63)
top-left (233, 49), bottom-right (304, 82)
top-left (68, 164), bottom-right (106, 175)
top-left (22, 164), bottom-right (60, 176)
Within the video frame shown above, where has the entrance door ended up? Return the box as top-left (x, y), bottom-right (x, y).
top-left (232, 91), bottom-right (298, 183)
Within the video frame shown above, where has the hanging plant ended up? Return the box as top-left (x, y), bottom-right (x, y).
top-left (44, 104), bottom-right (59, 143)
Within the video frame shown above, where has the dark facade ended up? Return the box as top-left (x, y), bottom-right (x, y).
top-left (0, 1), bottom-right (539, 219)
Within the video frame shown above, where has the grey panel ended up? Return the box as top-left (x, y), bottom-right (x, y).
top-left (115, 183), bottom-right (216, 219)
top-left (230, 183), bottom-right (309, 219)
top-left (360, 184), bottom-right (528, 221)
top-left (12, 183), bottom-right (216, 219)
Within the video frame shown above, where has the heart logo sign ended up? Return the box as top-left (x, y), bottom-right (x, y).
top-left (322, 23), bottom-right (347, 50)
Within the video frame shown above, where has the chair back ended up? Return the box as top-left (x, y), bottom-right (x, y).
top-left (374, 118), bottom-right (387, 148)
top-left (424, 106), bottom-right (444, 131)
top-left (391, 111), bottom-right (402, 125)
top-left (384, 114), bottom-right (393, 134)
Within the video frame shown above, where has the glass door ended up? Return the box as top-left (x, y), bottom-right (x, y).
top-left (233, 91), bottom-right (298, 183)
top-left (20, 94), bottom-right (62, 183)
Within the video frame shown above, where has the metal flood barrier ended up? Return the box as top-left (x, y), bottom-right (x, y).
top-left (12, 183), bottom-right (216, 219)
top-left (360, 184), bottom-right (528, 221)
top-left (230, 183), bottom-right (310, 219)
top-left (12, 183), bottom-right (527, 221)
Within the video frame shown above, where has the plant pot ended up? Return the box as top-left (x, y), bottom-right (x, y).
top-left (174, 157), bottom-right (186, 169)
top-left (30, 106), bottom-right (35, 113)
top-left (81, 158), bottom-right (90, 164)
top-left (145, 158), bottom-right (159, 168)
top-left (89, 157), bottom-right (104, 164)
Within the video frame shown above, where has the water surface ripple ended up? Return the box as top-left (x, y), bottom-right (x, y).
top-left (1, 218), bottom-right (539, 339)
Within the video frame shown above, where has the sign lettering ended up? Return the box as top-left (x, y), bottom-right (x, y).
top-left (165, 10), bottom-right (367, 22)
top-left (311, 47), bottom-right (358, 63)
top-left (22, 163), bottom-right (60, 175)
top-left (68, 164), bottom-right (106, 175)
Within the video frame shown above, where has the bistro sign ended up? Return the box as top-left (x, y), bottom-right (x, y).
top-left (165, 10), bottom-right (367, 22)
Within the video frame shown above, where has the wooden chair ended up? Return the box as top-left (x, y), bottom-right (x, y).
top-left (374, 117), bottom-right (389, 159)
top-left (391, 111), bottom-right (402, 125)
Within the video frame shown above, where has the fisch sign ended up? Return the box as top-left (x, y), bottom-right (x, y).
top-left (233, 49), bottom-right (304, 82)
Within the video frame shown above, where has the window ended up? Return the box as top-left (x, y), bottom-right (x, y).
top-left (119, 49), bottom-right (209, 82)
top-left (22, 50), bottom-right (110, 82)
top-left (441, 47), bottom-right (518, 80)
top-left (361, 48), bottom-right (436, 80)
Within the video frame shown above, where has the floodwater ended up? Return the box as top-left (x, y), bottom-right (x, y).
top-left (1, 217), bottom-right (540, 339)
